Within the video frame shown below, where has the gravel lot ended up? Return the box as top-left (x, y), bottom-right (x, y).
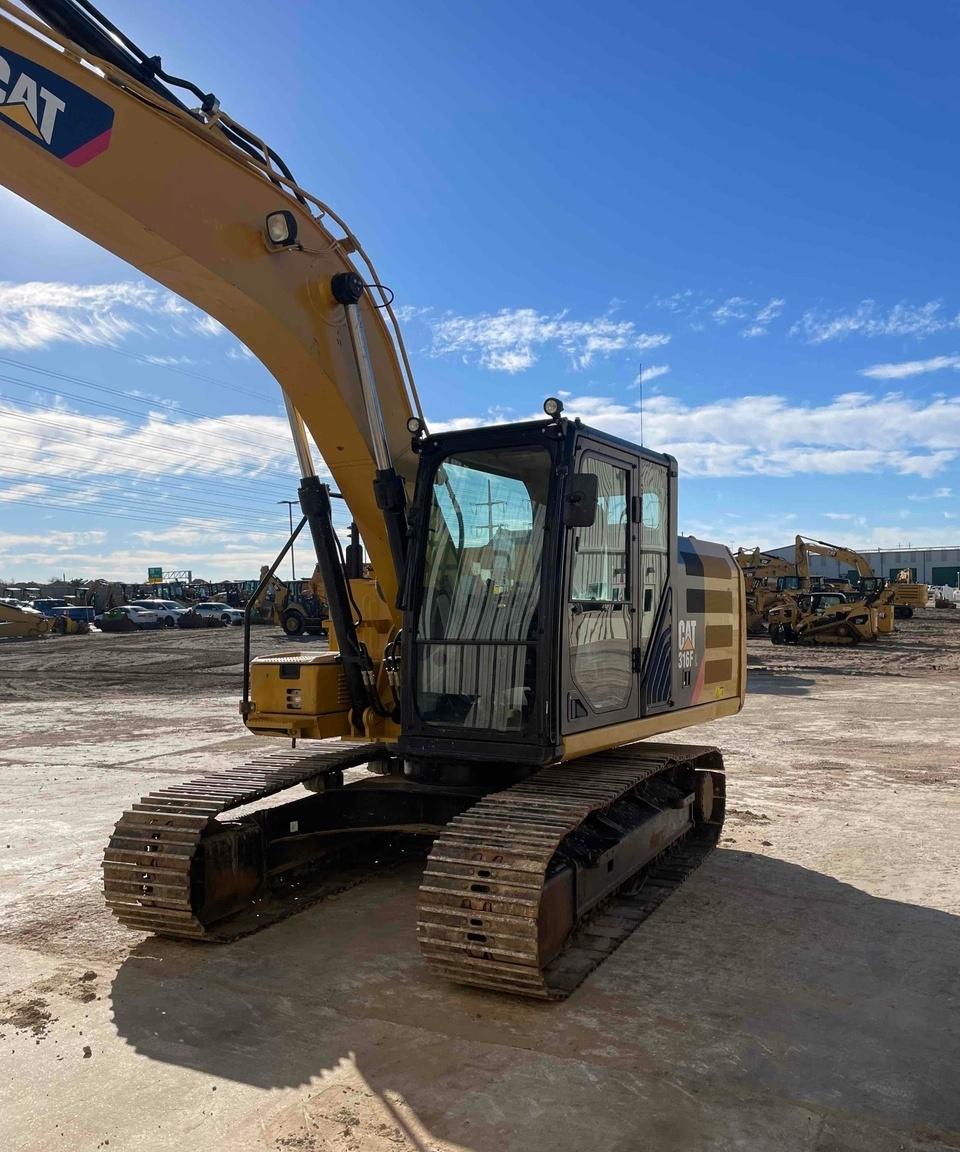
top-left (1, 614), bottom-right (958, 1152)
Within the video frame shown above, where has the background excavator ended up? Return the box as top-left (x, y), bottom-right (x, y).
top-left (0, 0), bottom-right (745, 998)
top-left (735, 547), bottom-right (799, 634)
top-left (792, 534), bottom-right (921, 626)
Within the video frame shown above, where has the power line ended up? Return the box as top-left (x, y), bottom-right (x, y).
top-left (0, 402), bottom-right (305, 493)
top-left (0, 470), bottom-right (296, 525)
top-left (98, 345), bottom-right (276, 404)
top-left (0, 494), bottom-right (292, 530)
top-left (0, 436), bottom-right (301, 511)
top-left (0, 366), bottom-right (293, 464)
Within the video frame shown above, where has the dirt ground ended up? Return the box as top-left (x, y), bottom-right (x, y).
top-left (1, 614), bottom-right (959, 1152)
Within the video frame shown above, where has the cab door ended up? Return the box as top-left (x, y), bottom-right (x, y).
top-left (561, 443), bottom-right (640, 734)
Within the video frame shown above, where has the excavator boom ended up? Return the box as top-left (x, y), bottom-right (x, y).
top-left (0, 0), bottom-right (416, 611)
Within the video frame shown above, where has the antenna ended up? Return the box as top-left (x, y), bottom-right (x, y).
top-left (638, 362), bottom-right (644, 446)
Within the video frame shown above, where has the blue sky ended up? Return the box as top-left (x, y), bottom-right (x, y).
top-left (1, 0), bottom-right (959, 580)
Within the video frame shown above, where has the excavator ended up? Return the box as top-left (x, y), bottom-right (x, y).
top-left (735, 547), bottom-right (799, 634)
top-left (0, 0), bottom-right (745, 998)
top-left (795, 536), bottom-right (927, 619)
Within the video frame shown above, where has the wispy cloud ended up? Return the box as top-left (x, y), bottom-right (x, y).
top-left (635, 332), bottom-right (671, 351)
top-left (141, 354), bottom-right (197, 368)
top-left (823, 512), bottom-right (867, 525)
top-left (654, 290), bottom-right (695, 313)
top-left (0, 281), bottom-right (226, 352)
top-left (741, 297), bottom-right (785, 338)
top-left (653, 291), bottom-right (784, 337)
top-left (860, 354), bottom-right (960, 381)
top-left (0, 402), bottom-right (305, 487)
top-left (0, 481), bottom-right (47, 502)
top-left (433, 391), bottom-right (960, 479)
top-left (0, 529), bottom-right (106, 549)
top-left (631, 364), bottom-right (670, 385)
top-left (907, 487), bottom-right (952, 501)
top-left (684, 510), bottom-right (960, 553)
top-left (421, 307), bottom-right (670, 372)
top-left (792, 300), bottom-right (958, 344)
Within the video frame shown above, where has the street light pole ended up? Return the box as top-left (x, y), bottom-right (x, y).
top-left (277, 500), bottom-right (297, 582)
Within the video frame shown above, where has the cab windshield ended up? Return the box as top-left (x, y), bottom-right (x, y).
top-left (414, 445), bottom-right (551, 732)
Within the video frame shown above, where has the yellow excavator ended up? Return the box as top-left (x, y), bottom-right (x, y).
top-left (795, 536), bottom-right (927, 619)
top-left (734, 548), bottom-right (799, 634)
top-left (0, 0), bottom-right (745, 998)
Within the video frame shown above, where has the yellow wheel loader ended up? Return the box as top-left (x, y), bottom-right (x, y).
top-left (0, 0), bottom-right (746, 998)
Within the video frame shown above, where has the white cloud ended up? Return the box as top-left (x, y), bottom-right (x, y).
top-left (792, 300), bottom-right (958, 344)
top-left (741, 297), bottom-right (785, 338)
top-left (0, 537), bottom-right (288, 582)
top-left (0, 529), bottom-right (106, 549)
top-left (860, 354), bottom-right (960, 381)
top-left (424, 307), bottom-right (671, 372)
top-left (631, 364), bottom-right (670, 385)
top-left (652, 291), bottom-right (784, 337)
top-left (432, 391), bottom-right (960, 479)
top-left (684, 511), bottom-right (960, 553)
top-left (907, 487), bottom-right (952, 501)
top-left (0, 482), bottom-right (48, 502)
top-left (141, 355), bottom-right (197, 368)
top-left (635, 332), bottom-right (671, 351)
top-left (712, 296), bottom-right (752, 324)
top-left (0, 280), bottom-right (226, 352)
top-left (653, 290), bottom-right (695, 313)
top-left (0, 401), bottom-right (306, 486)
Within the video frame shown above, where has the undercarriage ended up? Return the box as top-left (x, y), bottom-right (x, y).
top-left (104, 741), bottom-right (725, 999)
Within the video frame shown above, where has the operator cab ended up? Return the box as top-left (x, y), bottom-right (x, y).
top-left (400, 400), bottom-right (741, 767)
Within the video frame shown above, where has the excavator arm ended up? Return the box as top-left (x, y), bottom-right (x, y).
top-left (795, 536), bottom-right (876, 581)
top-left (0, 0), bottom-right (418, 616)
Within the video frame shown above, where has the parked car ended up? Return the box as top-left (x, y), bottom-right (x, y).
top-left (188, 602), bottom-right (244, 626)
top-left (95, 605), bottom-right (162, 631)
top-left (128, 599), bottom-right (189, 628)
top-left (31, 597), bottom-right (96, 623)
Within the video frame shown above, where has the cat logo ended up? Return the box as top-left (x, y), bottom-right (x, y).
top-left (0, 46), bottom-right (113, 166)
top-left (678, 618), bottom-right (698, 670)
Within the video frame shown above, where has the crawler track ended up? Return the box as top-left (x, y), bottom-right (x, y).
top-left (105, 739), bottom-right (725, 1000)
top-left (417, 743), bottom-right (725, 999)
top-left (103, 740), bottom-right (385, 938)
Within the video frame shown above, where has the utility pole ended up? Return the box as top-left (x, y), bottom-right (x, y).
top-left (277, 500), bottom-right (298, 582)
top-left (474, 480), bottom-right (506, 543)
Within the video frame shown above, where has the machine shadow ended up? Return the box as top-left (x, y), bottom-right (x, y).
top-left (110, 850), bottom-right (960, 1148)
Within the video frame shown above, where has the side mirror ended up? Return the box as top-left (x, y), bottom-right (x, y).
top-left (564, 473), bottom-right (599, 527)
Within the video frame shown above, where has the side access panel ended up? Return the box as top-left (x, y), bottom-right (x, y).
top-left (672, 538), bottom-right (744, 710)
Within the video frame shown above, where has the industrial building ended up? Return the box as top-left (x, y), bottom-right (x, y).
top-left (766, 543), bottom-right (960, 587)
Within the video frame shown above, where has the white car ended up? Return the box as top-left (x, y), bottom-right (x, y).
top-left (129, 599), bottom-right (189, 627)
top-left (95, 604), bottom-right (162, 629)
top-left (192, 602), bottom-right (244, 626)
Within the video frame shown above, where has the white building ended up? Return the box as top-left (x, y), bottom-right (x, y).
top-left (766, 543), bottom-right (960, 587)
